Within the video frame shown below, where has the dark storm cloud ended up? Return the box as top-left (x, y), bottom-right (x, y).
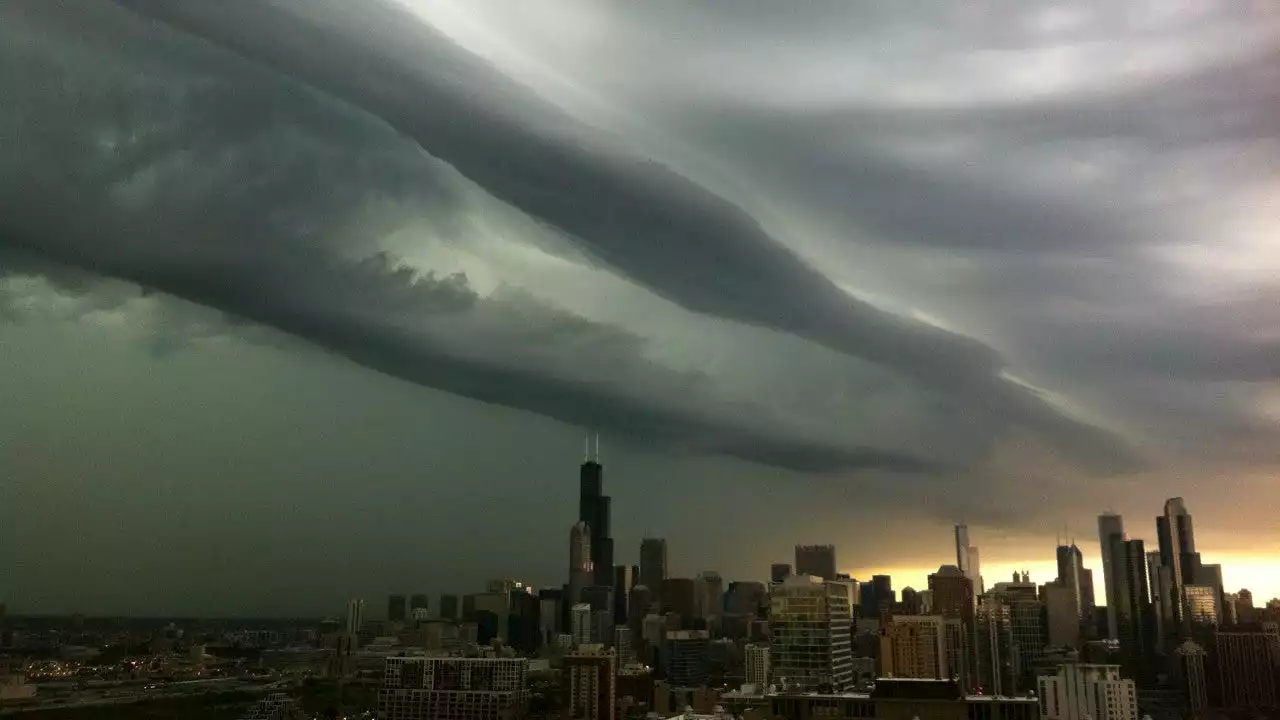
top-left (90, 0), bottom-right (1141, 474)
top-left (0, 0), bottom-right (935, 474)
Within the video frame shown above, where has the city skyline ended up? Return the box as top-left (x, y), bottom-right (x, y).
top-left (2, 0), bottom-right (1279, 617)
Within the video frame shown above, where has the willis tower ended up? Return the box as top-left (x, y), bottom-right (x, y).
top-left (580, 436), bottom-right (614, 589)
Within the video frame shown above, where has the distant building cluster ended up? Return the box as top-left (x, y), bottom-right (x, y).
top-left (1, 446), bottom-right (1277, 720)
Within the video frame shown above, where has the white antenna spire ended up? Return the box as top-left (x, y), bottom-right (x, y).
top-left (594, 433), bottom-right (600, 463)
top-left (584, 433), bottom-right (590, 462)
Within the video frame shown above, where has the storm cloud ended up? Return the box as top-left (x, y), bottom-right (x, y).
top-left (2, 0), bottom-right (1278, 613)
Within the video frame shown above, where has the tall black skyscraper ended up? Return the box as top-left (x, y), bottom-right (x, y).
top-left (579, 436), bottom-right (614, 588)
top-left (1111, 536), bottom-right (1156, 682)
top-left (1156, 497), bottom-right (1198, 634)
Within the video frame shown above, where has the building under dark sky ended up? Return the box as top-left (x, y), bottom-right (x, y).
top-left (795, 544), bottom-right (837, 581)
top-left (579, 438), bottom-right (614, 589)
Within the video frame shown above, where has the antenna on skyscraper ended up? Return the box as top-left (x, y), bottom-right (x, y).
top-left (584, 433), bottom-right (590, 462)
top-left (594, 433), bottom-right (600, 463)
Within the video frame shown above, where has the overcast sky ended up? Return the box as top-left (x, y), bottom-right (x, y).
top-left (1, 0), bottom-right (1277, 616)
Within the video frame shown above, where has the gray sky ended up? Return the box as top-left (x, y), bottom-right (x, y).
top-left (1, 0), bottom-right (1278, 615)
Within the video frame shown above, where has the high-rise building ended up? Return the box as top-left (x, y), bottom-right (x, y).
top-left (1042, 581), bottom-right (1081, 648)
top-left (727, 581), bottom-right (768, 617)
top-left (901, 587), bottom-right (924, 615)
top-left (571, 603), bottom-right (593, 647)
top-left (639, 538), bottom-right (667, 602)
top-left (928, 565), bottom-right (975, 688)
top-left (579, 439), bottom-right (614, 589)
top-left (539, 593), bottom-right (561, 647)
top-left (1078, 568), bottom-right (1096, 623)
top-left (613, 565), bottom-right (635, 625)
top-left (1097, 514), bottom-right (1126, 640)
top-left (1036, 663), bottom-right (1137, 720)
top-left (627, 584), bottom-right (653, 634)
top-left (380, 656), bottom-right (528, 720)
top-left (660, 578), bottom-right (696, 621)
top-left (566, 645), bottom-right (616, 720)
top-left (770, 563), bottom-right (792, 584)
top-left (569, 521), bottom-right (593, 605)
top-left (1184, 585), bottom-right (1219, 626)
top-left (1174, 639), bottom-right (1208, 714)
top-left (695, 571), bottom-right (724, 622)
top-left (409, 594), bottom-right (429, 614)
top-left (1156, 497), bottom-right (1196, 632)
top-left (976, 596), bottom-right (1017, 696)
top-left (346, 599), bottom-right (365, 639)
top-left (591, 610), bottom-right (613, 645)
top-left (880, 615), bottom-right (947, 680)
top-left (1214, 629), bottom-right (1279, 709)
top-left (746, 643), bottom-right (770, 686)
top-left (988, 578), bottom-right (1046, 690)
top-left (955, 525), bottom-right (982, 594)
top-left (860, 575), bottom-right (895, 617)
top-left (1110, 536), bottom-right (1155, 681)
top-left (614, 627), bottom-right (635, 665)
top-left (769, 575), bottom-right (853, 691)
top-left (663, 630), bottom-right (711, 688)
top-left (795, 545), bottom-right (837, 581)
top-left (439, 594), bottom-right (460, 622)
top-left (388, 595), bottom-right (408, 623)
top-left (1055, 544), bottom-right (1084, 620)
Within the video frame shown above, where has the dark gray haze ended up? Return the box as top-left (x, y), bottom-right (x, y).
top-left (1, 0), bottom-right (1277, 614)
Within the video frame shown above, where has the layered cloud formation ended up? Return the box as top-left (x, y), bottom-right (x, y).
top-left (3, 0), bottom-right (1277, 487)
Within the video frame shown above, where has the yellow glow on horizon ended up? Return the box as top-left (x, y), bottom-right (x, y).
top-left (848, 556), bottom-right (1280, 607)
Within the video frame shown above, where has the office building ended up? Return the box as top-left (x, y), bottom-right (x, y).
top-left (664, 630), bottom-right (711, 688)
top-left (571, 603), bottom-right (593, 647)
top-left (1156, 497), bottom-right (1196, 631)
top-left (346, 599), bottom-right (365, 639)
top-left (566, 644), bottom-right (616, 720)
top-left (770, 575), bottom-right (853, 690)
top-left (661, 578), bottom-right (697, 621)
top-left (579, 439), bottom-right (614, 588)
top-left (1097, 514), bottom-right (1125, 640)
top-left (570, 521), bottom-right (593, 605)
top-left (380, 656), bottom-right (528, 720)
top-left (1037, 664), bottom-right (1137, 720)
top-left (1184, 585), bottom-right (1219, 626)
top-left (627, 584), bottom-right (654, 633)
top-left (956, 524), bottom-right (983, 594)
top-left (880, 615), bottom-right (947, 680)
top-left (614, 626), bottom-right (636, 665)
top-left (726, 581), bottom-right (767, 617)
top-left (539, 594), bottom-right (560, 646)
top-left (388, 595), bottom-right (408, 623)
top-left (640, 538), bottom-right (668, 599)
top-left (901, 587), bottom-right (924, 615)
top-left (1055, 544), bottom-right (1085, 620)
top-left (745, 643), bottom-right (770, 686)
top-left (976, 596), bottom-right (1018, 696)
top-left (440, 594), bottom-right (460, 621)
top-left (696, 571), bottom-right (724, 622)
top-left (988, 578), bottom-right (1046, 689)
top-left (1110, 536), bottom-right (1155, 682)
top-left (770, 563), bottom-right (792, 584)
top-left (1043, 581), bottom-right (1081, 648)
top-left (1215, 629), bottom-right (1279, 709)
top-left (795, 545), bottom-right (837, 581)
top-left (409, 594), bottom-right (429, 614)
top-left (613, 565), bottom-right (635, 625)
top-left (591, 609), bottom-right (614, 645)
top-left (1174, 639), bottom-right (1208, 714)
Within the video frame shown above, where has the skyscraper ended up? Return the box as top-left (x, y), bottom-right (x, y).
top-left (388, 595), bottom-right (407, 623)
top-left (955, 524), bottom-right (982, 593)
top-left (1110, 536), bottom-right (1155, 681)
top-left (346, 599), bottom-right (365, 638)
top-left (770, 563), bottom-right (792, 584)
top-left (640, 538), bottom-right (667, 598)
top-left (696, 571), bottom-right (724, 622)
top-left (569, 521), bottom-right (593, 605)
top-left (439, 594), bottom-right (459, 622)
top-left (795, 544), bottom-right (837, 581)
top-left (1036, 664), bottom-right (1138, 720)
top-left (1156, 497), bottom-right (1196, 632)
top-left (612, 565), bottom-right (634, 625)
top-left (579, 437), bottom-right (614, 588)
top-left (880, 615), bottom-right (948, 681)
top-left (1056, 544), bottom-right (1084, 619)
top-left (566, 645), bottom-right (616, 720)
top-left (1097, 513), bottom-right (1125, 640)
top-left (409, 594), bottom-right (429, 614)
top-left (769, 575), bottom-right (853, 691)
